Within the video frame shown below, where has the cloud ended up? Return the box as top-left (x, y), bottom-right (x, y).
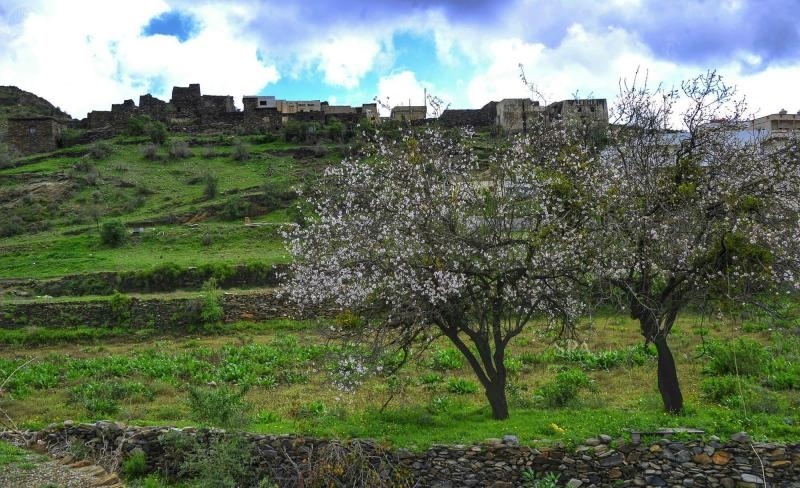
top-left (376, 70), bottom-right (429, 116)
top-left (0, 1), bottom-right (279, 118)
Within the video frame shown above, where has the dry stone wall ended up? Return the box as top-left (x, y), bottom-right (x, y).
top-left (18, 422), bottom-right (800, 487)
top-left (0, 290), bottom-right (300, 329)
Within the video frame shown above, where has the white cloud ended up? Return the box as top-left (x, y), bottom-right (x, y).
top-left (0, 1), bottom-right (279, 118)
top-left (314, 35), bottom-right (382, 88)
top-left (376, 70), bottom-right (433, 116)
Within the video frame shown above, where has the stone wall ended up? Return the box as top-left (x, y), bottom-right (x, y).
top-left (438, 108), bottom-right (494, 128)
top-left (0, 290), bottom-right (300, 329)
top-left (86, 110), bottom-right (114, 129)
top-left (7, 116), bottom-right (65, 155)
top-left (20, 422), bottom-right (800, 487)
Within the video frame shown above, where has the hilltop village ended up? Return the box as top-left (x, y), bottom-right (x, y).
top-left (6, 82), bottom-right (799, 157)
top-left (5, 83), bottom-right (609, 156)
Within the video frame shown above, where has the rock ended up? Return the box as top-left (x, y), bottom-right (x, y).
top-left (649, 444), bottom-right (662, 453)
top-left (93, 473), bottom-right (121, 486)
top-left (645, 475), bottom-right (667, 486)
top-left (566, 479), bottom-right (583, 488)
top-left (719, 478), bottom-right (736, 488)
top-left (598, 434), bottom-right (612, 444)
top-left (484, 438), bottom-right (502, 445)
top-left (770, 459), bottom-right (791, 468)
top-left (740, 473), bottom-right (763, 484)
top-left (584, 438), bottom-right (601, 447)
top-left (502, 434), bottom-right (519, 446)
top-left (692, 453), bottom-right (712, 464)
top-left (598, 452), bottom-right (624, 468)
top-left (608, 468), bottom-right (622, 479)
top-left (69, 460), bottom-right (92, 468)
top-left (731, 432), bottom-right (751, 443)
top-left (712, 451), bottom-right (733, 465)
top-left (490, 482), bottom-right (512, 488)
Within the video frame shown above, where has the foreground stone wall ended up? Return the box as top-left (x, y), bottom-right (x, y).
top-left (19, 422), bottom-right (800, 487)
top-left (0, 290), bottom-right (301, 329)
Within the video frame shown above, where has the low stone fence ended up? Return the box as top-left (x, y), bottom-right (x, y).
top-left (15, 422), bottom-right (800, 487)
top-left (0, 290), bottom-right (304, 329)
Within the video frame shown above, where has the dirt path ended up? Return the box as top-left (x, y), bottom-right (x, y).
top-left (0, 445), bottom-right (123, 488)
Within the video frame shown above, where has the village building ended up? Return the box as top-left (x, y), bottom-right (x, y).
top-left (6, 116), bottom-right (66, 155)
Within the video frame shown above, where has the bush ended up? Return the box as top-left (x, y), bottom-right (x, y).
top-left (200, 280), bottom-right (224, 325)
top-left (141, 143), bottom-right (160, 161)
top-left (88, 140), bottom-right (113, 159)
top-left (57, 128), bottom-right (86, 148)
top-left (202, 172), bottom-right (218, 199)
top-left (168, 140), bottom-right (191, 159)
top-left (109, 291), bottom-right (132, 325)
top-left (765, 357), bottom-right (800, 390)
top-left (700, 375), bottom-right (741, 403)
top-left (100, 220), bottom-right (128, 247)
top-left (220, 196), bottom-right (251, 220)
top-left (430, 348), bottom-right (464, 370)
top-left (186, 385), bottom-right (251, 429)
top-left (179, 434), bottom-right (261, 488)
top-left (148, 121), bottom-right (168, 145)
top-left (231, 140), bottom-right (250, 161)
top-left (447, 377), bottom-right (479, 394)
top-left (536, 369), bottom-right (594, 408)
top-left (122, 450), bottom-right (148, 479)
top-left (127, 115), bottom-right (152, 136)
top-left (68, 381), bottom-right (154, 416)
top-left (705, 338), bottom-right (768, 377)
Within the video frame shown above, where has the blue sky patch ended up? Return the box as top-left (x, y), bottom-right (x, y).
top-left (142, 11), bottom-right (198, 42)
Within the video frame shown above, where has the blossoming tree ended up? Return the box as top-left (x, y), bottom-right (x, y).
top-left (286, 126), bottom-right (599, 419)
top-left (598, 71), bottom-right (800, 412)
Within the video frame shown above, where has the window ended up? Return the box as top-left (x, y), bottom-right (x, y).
top-left (28, 126), bottom-right (37, 135)
top-left (259, 100), bottom-right (267, 106)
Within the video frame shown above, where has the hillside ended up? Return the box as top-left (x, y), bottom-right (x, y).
top-left (0, 85), bottom-right (72, 139)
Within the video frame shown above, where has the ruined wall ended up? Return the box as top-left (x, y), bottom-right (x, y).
top-left (171, 84), bottom-right (201, 117)
top-left (22, 423), bottom-right (800, 488)
top-left (439, 108), bottom-right (494, 128)
top-left (139, 94), bottom-right (168, 121)
top-left (6, 117), bottom-right (64, 155)
top-left (110, 99), bottom-right (137, 130)
top-left (87, 111), bottom-right (113, 129)
top-left (200, 95), bottom-right (235, 114)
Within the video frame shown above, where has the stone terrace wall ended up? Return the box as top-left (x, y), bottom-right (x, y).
top-left (0, 290), bottom-right (299, 329)
top-left (20, 422), bottom-right (800, 487)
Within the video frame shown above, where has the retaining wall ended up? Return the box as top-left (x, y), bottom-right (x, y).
top-left (19, 422), bottom-right (800, 487)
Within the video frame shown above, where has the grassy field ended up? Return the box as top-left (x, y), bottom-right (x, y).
top-left (0, 134), bottom-right (331, 280)
top-left (1, 311), bottom-right (797, 449)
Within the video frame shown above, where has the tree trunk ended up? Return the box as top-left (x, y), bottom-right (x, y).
top-left (654, 336), bottom-right (683, 413)
top-left (484, 375), bottom-right (509, 420)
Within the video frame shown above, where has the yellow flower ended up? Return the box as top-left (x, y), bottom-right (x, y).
top-left (549, 422), bottom-right (565, 434)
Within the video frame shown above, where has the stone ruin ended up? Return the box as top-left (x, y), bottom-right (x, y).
top-left (6, 81), bottom-right (611, 156)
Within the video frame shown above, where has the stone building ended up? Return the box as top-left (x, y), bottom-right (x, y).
top-left (7, 116), bottom-right (66, 155)
top-left (390, 105), bottom-right (427, 122)
top-left (494, 98), bottom-right (541, 133)
top-left (545, 98), bottom-right (608, 126)
top-left (170, 84), bottom-right (201, 117)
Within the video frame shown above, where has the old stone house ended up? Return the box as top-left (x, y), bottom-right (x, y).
top-left (7, 116), bottom-right (66, 155)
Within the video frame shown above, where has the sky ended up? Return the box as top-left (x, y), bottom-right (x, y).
top-left (1, 0), bottom-right (799, 121)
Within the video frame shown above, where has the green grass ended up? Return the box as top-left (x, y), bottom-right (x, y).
top-left (1, 314), bottom-right (797, 448)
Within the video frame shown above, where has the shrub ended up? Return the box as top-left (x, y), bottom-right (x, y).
top-left (148, 121), bottom-right (168, 145)
top-left (202, 145), bottom-right (217, 159)
top-left (121, 450), bottom-right (148, 479)
top-left (447, 377), bottom-right (479, 394)
top-left (100, 220), bottom-right (127, 247)
top-left (700, 375), bottom-right (741, 403)
top-left (231, 140), bottom-right (250, 161)
top-left (168, 140), bottom-right (191, 159)
top-left (88, 140), bottom-right (113, 159)
top-left (200, 285), bottom-right (224, 325)
top-left (536, 369), bottom-right (594, 408)
top-left (57, 128), bottom-right (86, 148)
top-left (765, 357), bottom-right (800, 390)
top-left (705, 338), bottom-right (768, 377)
top-left (179, 434), bottom-right (260, 488)
top-left (186, 385), bottom-right (251, 429)
top-left (68, 381), bottom-right (153, 416)
top-left (220, 196), bottom-right (251, 220)
top-left (430, 348), bottom-right (463, 371)
top-left (109, 291), bottom-right (132, 325)
top-left (202, 172), bottom-right (218, 200)
top-left (127, 115), bottom-right (152, 136)
top-left (141, 143), bottom-right (160, 161)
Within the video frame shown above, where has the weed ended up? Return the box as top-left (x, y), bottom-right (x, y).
top-left (536, 369), bottom-right (594, 408)
top-left (704, 338), bottom-right (768, 377)
top-left (202, 172), bottom-right (218, 199)
top-left (122, 449), bottom-right (148, 479)
top-left (140, 143), bottom-right (160, 161)
top-left (186, 385), bottom-right (251, 429)
top-left (447, 378), bottom-right (479, 394)
top-left (89, 141), bottom-right (113, 159)
top-left (231, 140), bottom-right (251, 161)
top-left (521, 469), bottom-right (559, 488)
top-left (429, 348), bottom-right (463, 371)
